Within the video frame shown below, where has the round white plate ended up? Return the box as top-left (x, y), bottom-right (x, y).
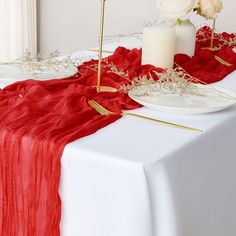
top-left (0, 64), bottom-right (78, 82)
top-left (128, 84), bottom-right (236, 114)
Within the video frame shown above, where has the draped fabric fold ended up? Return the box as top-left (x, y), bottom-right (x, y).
top-left (0, 27), bottom-right (236, 235)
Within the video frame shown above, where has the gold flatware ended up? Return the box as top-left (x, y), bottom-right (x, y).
top-left (88, 99), bottom-right (203, 133)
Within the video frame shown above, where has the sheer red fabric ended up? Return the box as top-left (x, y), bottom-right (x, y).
top-left (0, 28), bottom-right (235, 235)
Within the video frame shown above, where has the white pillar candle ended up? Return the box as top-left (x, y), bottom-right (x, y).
top-left (175, 20), bottom-right (196, 57)
top-left (142, 26), bottom-right (175, 69)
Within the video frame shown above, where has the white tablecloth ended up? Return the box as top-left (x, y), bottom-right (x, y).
top-left (1, 40), bottom-right (236, 236)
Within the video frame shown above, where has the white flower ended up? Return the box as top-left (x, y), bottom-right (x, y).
top-left (199, 0), bottom-right (223, 19)
top-left (157, 0), bottom-right (199, 20)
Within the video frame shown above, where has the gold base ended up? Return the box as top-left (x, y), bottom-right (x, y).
top-left (202, 47), bottom-right (219, 51)
top-left (93, 86), bottom-right (118, 92)
top-left (88, 49), bottom-right (114, 54)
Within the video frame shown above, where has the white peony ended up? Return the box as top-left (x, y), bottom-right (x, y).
top-left (157, 0), bottom-right (199, 20)
top-left (199, 0), bottom-right (223, 19)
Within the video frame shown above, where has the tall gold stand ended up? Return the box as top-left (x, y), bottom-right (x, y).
top-left (203, 18), bottom-right (232, 66)
top-left (96, 0), bottom-right (117, 93)
top-left (97, 0), bottom-right (106, 92)
top-left (210, 18), bottom-right (216, 49)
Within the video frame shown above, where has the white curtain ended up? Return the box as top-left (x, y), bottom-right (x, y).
top-left (0, 0), bottom-right (37, 62)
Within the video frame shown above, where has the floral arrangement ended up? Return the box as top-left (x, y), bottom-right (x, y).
top-left (156, 0), bottom-right (223, 23)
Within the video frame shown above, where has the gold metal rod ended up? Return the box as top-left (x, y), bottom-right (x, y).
top-left (210, 18), bottom-right (216, 49)
top-left (97, 0), bottom-right (106, 93)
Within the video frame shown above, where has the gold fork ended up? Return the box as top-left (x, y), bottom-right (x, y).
top-left (88, 100), bottom-right (202, 133)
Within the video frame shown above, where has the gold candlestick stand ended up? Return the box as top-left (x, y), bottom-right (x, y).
top-left (210, 18), bottom-right (216, 49)
top-left (97, 0), bottom-right (106, 92)
top-left (202, 18), bottom-right (232, 66)
top-left (96, 0), bottom-right (117, 93)
top-left (211, 18), bottom-right (232, 66)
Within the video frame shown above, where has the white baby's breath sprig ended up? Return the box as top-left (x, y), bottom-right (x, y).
top-left (121, 68), bottom-right (198, 96)
top-left (0, 50), bottom-right (82, 78)
top-left (196, 27), bottom-right (236, 49)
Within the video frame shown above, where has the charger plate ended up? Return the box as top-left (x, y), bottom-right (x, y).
top-left (0, 64), bottom-right (78, 82)
top-left (128, 84), bottom-right (236, 114)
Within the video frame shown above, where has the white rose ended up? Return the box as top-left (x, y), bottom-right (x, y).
top-left (157, 0), bottom-right (199, 20)
top-left (199, 0), bottom-right (223, 19)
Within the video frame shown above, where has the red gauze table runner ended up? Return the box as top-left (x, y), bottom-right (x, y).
top-left (0, 27), bottom-right (236, 235)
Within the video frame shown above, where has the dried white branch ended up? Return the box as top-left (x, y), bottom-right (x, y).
top-left (0, 50), bottom-right (86, 78)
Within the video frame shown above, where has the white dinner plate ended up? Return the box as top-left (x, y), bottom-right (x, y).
top-left (0, 64), bottom-right (78, 83)
top-left (128, 84), bottom-right (236, 114)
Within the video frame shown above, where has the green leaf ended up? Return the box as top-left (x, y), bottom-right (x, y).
top-left (177, 19), bottom-right (183, 26)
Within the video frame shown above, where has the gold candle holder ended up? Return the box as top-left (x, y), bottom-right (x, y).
top-left (209, 18), bottom-right (232, 66)
top-left (202, 18), bottom-right (218, 51)
top-left (210, 18), bottom-right (216, 49)
top-left (96, 0), bottom-right (117, 93)
top-left (97, 0), bottom-right (106, 92)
